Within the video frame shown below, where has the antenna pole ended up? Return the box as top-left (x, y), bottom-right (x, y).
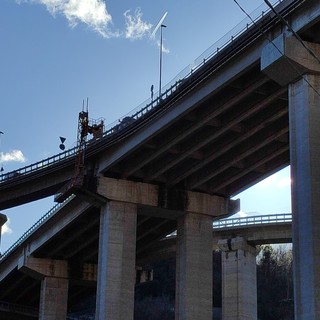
top-left (159, 24), bottom-right (166, 100)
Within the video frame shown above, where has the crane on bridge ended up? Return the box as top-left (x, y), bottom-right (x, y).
top-left (54, 100), bottom-right (104, 203)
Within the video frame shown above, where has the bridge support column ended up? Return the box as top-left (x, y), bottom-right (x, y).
top-left (95, 201), bottom-right (137, 320)
top-left (18, 256), bottom-right (68, 319)
top-left (289, 74), bottom-right (320, 319)
top-left (175, 192), bottom-right (239, 320)
top-left (40, 276), bottom-right (69, 320)
top-left (96, 177), bottom-right (158, 320)
top-left (262, 35), bottom-right (320, 319)
top-left (218, 237), bottom-right (258, 320)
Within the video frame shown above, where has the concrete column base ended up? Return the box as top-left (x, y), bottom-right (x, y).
top-left (218, 237), bottom-right (258, 320)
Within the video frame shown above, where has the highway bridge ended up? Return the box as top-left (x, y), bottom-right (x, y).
top-left (1, 0), bottom-right (320, 319)
top-left (0, 212), bottom-right (292, 319)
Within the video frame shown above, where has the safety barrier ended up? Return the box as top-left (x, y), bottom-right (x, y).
top-left (213, 213), bottom-right (292, 229)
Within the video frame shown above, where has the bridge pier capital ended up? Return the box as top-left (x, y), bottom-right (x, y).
top-left (18, 256), bottom-right (68, 280)
top-left (261, 34), bottom-right (320, 86)
top-left (218, 236), bottom-right (259, 256)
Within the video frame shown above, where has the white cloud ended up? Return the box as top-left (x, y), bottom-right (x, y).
top-left (0, 150), bottom-right (26, 163)
top-left (16, 1), bottom-right (167, 46)
top-left (2, 219), bottom-right (13, 235)
top-left (18, 0), bottom-right (116, 38)
top-left (124, 8), bottom-right (153, 40)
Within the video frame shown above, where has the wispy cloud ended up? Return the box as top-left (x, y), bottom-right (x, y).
top-left (17, 0), bottom-right (116, 38)
top-left (0, 150), bottom-right (26, 163)
top-left (124, 8), bottom-right (153, 40)
top-left (16, 1), bottom-right (158, 41)
top-left (2, 219), bottom-right (13, 235)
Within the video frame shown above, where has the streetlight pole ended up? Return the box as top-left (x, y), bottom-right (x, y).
top-left (0, 131), bottom-right (3, 172)
top-left (159, 24), bottom-right (166, 100)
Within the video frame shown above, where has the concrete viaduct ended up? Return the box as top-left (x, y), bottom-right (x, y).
top-left (0, 211), bottom-right (292, 319)
top-left (1, 0), bottom-right (320, 318)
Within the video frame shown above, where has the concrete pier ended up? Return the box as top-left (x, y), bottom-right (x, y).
top-left (289, 74), bottom-right (320, 319)
top-left (218, 237), bottom-right (258, 320)
top-left (175, 193), bottom-right (239, 320)
top-left (95, 201), bottom-right (137, 320)
top-left (262, 34), bottom-right (320, 319)
top-left (39, 276), bottom-right (69, 320)
top-left (18, 257), bottom-right (69, 319)
top-left (96, 177), bottom-right (158, 320)
top-left (175, 212), bottom-right (213, 320)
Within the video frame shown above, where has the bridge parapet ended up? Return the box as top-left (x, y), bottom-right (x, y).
top-left (0, 197), bottom-right (72, 262)
top-left (213, 213), bottom-right (292, 229)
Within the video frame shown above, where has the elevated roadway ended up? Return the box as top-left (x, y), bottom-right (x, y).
top-left (0, 0), bottom-right (320, 318)
top-left (1, 0), bottom-right (319, 210)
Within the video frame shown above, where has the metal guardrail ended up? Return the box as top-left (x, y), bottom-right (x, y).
top-left (213, 213), bottom-right (292, 229)
top-left (0, 197), bottom-right (73, 262)
top-left (0, 0), bottom-right (285, 183)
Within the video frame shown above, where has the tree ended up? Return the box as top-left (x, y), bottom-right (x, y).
top-left (257, 245), bottom-right (293, 320)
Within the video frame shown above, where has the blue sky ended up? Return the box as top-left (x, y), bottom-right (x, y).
top-left (0, 0), bottom-right (291, 252)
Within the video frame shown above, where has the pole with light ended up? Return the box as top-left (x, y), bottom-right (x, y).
top-left (151, 12), bottom-right (168, 101)
top-left (159, 24), bottom-right (166, 100)
top-left (0, 131), bottom-right (3, 172)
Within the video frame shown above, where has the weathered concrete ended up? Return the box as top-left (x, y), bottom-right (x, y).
top-left (97, 176), bottom-right (158, 206)
top-left (39, 276), bottom-right (69, 320)
top-left (175, 193), bottom-right (239, 320)
top-left (95, 201), bottom-right (137, 320)
top-left (96, 178), bottom-right (153, 320)
top-left (175, 212), bottom-right (213, 320)
top-left (289, 73), bottom-right (320, 319)
top-left (18, 256), bottom-right (68, 319)
top-left (218, 237), bottom-right (258, 320)
top-left (262, 34), bottom-right (320, 319)
top-left (261, 35), bottom-right (320, 86)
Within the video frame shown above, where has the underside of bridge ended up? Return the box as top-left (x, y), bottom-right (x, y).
top-left (101, 65), bottom-right (290, 197)
top-left (0, 203), bottom-right (178, 313)
top-left (1, 0), bottom-right (320, 318)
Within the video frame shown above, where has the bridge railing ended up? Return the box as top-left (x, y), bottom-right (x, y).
top-left (0, 0), bottom-right (285, 184)
top-left (0, 197), bottom-right (73, 262)
top-left (213, 213), bottom-right (292, 229)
